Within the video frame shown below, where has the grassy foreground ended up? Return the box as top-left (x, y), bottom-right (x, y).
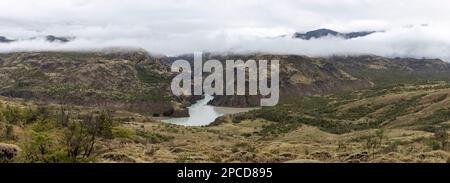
top-left (1, 81), bottom-right (449, 163)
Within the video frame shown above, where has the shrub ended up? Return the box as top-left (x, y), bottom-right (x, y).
top-left (144, 146), bottom-right (160, 156)
top-left (21, 132), bottom-right (54, 162)
top-left (64, 112), bottom-right (112, 161)
top-left (31, 117), bottom-right (56, 132)
top-left (64, 119), bottom-right (92, 161)
top-left (434, 129), bottom-right (449, 150)
top-left (232, 142), bottom-right (256, 153)
top-left (383, 140), bottom-right (401, 153)
top-left (0, 143), bottom-right (20, 163)
top-left (22, 107), bottom-right (40, 124)
top-left (232, 114), bottom-right (253, 124)
top-left (1, 106), bottom-right (21, 125)
top-left (424, 138), bottom-right (441, 150)
top-left (0, 111), bottom-right (5, 123)
top-left (419, 108), bottom-right (450, 125)
top-left (112, 127), bottom-right (135, 139)
top-left (96, 111), bottom-right (113, 138)
top-left (208, 154), bottom-right (222, 163)
top-left (31, 132), bottom-right (52, 156)
top-left (136, 129), bottom-right (174, 144)
top-left (175, 154), bottom-right (192, 163)
top-left (2, 124), bottom-right (16, 140)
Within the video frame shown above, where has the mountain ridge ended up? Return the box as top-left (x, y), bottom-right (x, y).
top-left (0, 35), bottom-right (74, 43)
top-left (1, 51), bottom-right (449, 109)
top-left (292, 28), bottom-right (377, 40)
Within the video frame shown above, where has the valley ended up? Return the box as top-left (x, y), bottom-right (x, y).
top-left (1, 51), bottom-right (450, 163)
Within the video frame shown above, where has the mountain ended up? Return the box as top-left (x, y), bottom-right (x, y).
top-left (327, 55), bottom-right (450, 86)
top-left (1, 51), bottom-right (450, 109)
top-left (0, 35), bottom-right (74, 43)
top-left (292, 28), bottom-right (376, 40)
top-left (43, 35), bottom-right (72, 43)
top-left (197, 54), bottom-right (373, 107)
top-left (0, 36), bottom-right (14, 43)
top-left (1, 51), bottom-right (450, 163)
top-left (164, 53), bottom-right (450, 107)
top-left (0, 50), bottom-right (184, 117)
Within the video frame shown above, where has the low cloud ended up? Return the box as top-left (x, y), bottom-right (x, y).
top-left (1, 0), bottom-right (450, 60)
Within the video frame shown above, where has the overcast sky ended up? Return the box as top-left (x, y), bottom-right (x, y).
top-left (1, 0), bottom-right (450, 60)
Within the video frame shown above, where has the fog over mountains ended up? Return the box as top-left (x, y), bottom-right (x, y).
top-left (0, 35), bottom-right (72, 43)
top-left (292, 29), bottom-right (377, 40)
top-left (1, 0), bottom-right (450, 60)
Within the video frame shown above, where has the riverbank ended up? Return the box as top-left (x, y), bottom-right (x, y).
top-left (162, 95), bottom-right (258, 126)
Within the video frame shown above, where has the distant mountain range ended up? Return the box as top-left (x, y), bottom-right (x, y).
top-left (1, 28), bottom-right (378, 44)
top-left (0, 35), bottom-right (73, 43)
top-left (292, 28), bottom-right (377, 40)
top-left (0, 36), bottom-right (14, 43)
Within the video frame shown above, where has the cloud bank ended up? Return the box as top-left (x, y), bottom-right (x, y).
top-left (1, 0), bottom-right (450, 60)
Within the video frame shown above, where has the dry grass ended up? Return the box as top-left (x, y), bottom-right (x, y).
top-left (1, 83), bottom-right (450, 163)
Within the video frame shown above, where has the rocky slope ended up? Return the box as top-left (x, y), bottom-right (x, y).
top-left (0, 50), bottom-right (178, 116)
top-left (198, 54), bottom-right (373, 107)
top-left (200, 54), bottom-right (450, 107)
top-left (327, 55), bottom-right (450, 86)
top-left (1, 51), bottom-right (450, 109)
